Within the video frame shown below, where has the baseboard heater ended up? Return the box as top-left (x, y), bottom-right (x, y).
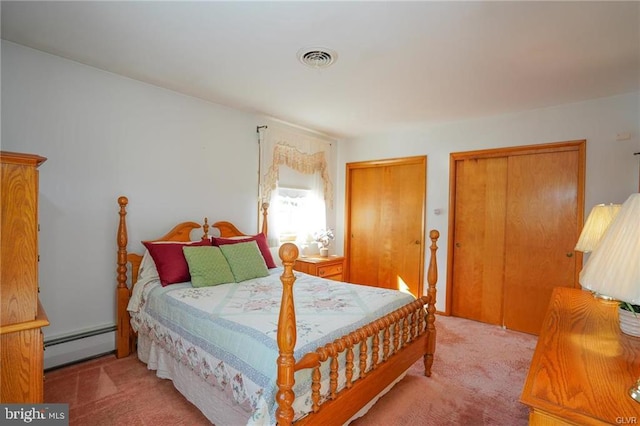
top-left (44, 325), bottom-right (117, 372)
top-left (44, 324), bottom-right (116, 347)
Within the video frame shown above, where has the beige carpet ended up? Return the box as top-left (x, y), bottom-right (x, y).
top-left (352, 314), bottom-right (537, 425)
top-left (44, 314), bottom-right (536, 425)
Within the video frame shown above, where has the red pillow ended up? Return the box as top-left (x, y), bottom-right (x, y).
top-left (143, 239), bottom-right (211, 286)
top-left (213, 233), bottom-right (276, 269)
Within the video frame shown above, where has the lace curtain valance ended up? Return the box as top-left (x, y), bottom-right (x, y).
top-left (261, 144), bottom-right (333, 209)
top-left (259, 127), bottom-right (334, 210)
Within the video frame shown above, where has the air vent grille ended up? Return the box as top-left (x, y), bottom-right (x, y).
top-left (298, 47), bottom-right (337, 69)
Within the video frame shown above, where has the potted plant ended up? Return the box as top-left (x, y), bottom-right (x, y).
top-left (619, 302), bottom-right (640, 337)
top-left (314, 228), bottom-right (334, 257)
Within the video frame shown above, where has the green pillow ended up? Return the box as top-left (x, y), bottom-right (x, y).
top-left (183, 246), bottom-right (235, 287)
top-left (219, 240), bottom-right (269, 282)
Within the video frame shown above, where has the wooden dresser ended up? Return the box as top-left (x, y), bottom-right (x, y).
top-left (521, 287), bottom-right (640, 425)
top-left (0, 151), bottom-right (49, 403)
top-left (294, 255), bottom-right (345, 281)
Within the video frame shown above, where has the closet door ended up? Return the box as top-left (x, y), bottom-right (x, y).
top-left (449, 141), bottom-right (584, 335)
top-left (348, 166), bottom-right (384, 287)
top-left (503, 150), bottom-right (581, 334)
top-left (346, 156), bottom-right (426, 296)
top-left (451, 156), bottom-right (508, 325)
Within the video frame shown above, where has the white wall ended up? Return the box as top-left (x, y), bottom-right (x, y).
top-left (337, 92), bottom-right (640, 311)
top-left (1, 41), bottom-right (309, 367)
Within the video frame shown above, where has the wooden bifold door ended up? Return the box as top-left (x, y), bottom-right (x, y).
top-left (345, 156), bottom-right (426, 297)
top-left (448, 141), bottom-right (585, 335)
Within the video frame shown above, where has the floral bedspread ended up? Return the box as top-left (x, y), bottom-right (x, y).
top-left (128, 268), bottom-right (415, 424)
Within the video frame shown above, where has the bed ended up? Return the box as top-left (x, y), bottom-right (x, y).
top-left (115, 196), bottom-right (439, 425)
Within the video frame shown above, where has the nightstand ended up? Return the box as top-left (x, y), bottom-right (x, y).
top-left (294, 256), bottom-right (345, 281)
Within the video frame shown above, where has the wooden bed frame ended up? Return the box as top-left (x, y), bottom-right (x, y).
top-left (115, 196), bottom-right (439, 425)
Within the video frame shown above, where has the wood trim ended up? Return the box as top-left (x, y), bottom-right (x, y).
top-left (575, 141), bottom-right (586, 284)
top-left (446, 140), bottom-right (586, 315)
top-left (345, 155), bottom-right (428, 169)
top-left (0, 151), bottom-right (47, 167)
top-left (0, 301), bottom-right (49, 335)
top-left (445, 154), bottom-right (458, 317)
top-left (449, 140), bottom-right (585, 161)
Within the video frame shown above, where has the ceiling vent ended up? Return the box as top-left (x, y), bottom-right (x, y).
top-left (297, 47), bottom-right (337, 69)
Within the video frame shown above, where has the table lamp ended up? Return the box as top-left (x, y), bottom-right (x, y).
top-left (574, 203), bottom-right (621, 252)
top-left (575, 202), bottom-right (622, 300)
top-left (579, 193), bottom-right (640, 402)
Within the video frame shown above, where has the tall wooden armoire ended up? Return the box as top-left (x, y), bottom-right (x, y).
top-left (0, 151), bottom-right (49, 403)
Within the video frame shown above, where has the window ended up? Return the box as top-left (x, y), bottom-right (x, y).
top-left (272, 185), bottom-right (325, 246)
top-left (258, 125), bottom-right (334, 250)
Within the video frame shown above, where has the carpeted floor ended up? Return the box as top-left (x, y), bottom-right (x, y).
top-left (351, 315), bottom-right (537, 426)
top-left (44, 315), bottom-right (537, 425)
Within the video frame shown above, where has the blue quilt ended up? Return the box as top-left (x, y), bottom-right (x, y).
top-left (129, 268), bottom-right (415, 424)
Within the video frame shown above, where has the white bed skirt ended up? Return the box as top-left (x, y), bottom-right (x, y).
top-left (138, 334), bottom-right (408, 425)
top-left (138, 334), bottom-right (252, 425)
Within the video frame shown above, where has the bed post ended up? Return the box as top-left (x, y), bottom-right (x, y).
top-left (424, 229), bottom-right (439, 376)
top-left (261, 202), bottom-right (269, 236)
top-left (116, 196), bottom-right (131, 358)
top-left (276, 242), bottom-right (299, 426)
top-left (202, 217), bottom-right (210, 239)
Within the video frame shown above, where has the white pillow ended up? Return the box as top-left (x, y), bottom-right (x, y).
top-left (137, 250), bottom-right (159, 283)
top-left (128, 250), bottom-right (159, 315)
top-left (269, 246), bottom-right (283, 267)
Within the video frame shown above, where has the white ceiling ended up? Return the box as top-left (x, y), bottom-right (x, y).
top-left (2, 1), bottom-right (639, 139)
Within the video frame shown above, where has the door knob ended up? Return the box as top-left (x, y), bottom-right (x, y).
top-left (566, 252), bottom-right (573, 258)
top-left (455, 242), bottom-right (461, 248)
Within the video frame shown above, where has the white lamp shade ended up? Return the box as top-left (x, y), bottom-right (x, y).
top-left (574, 203), bottom-right (621, 252)
top-left (579, 193), bottom-right (640, 304)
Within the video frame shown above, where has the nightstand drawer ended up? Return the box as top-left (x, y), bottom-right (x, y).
top-left (317, 263), bottom-right (343, 278)
top-left (293, 256), bottom-right (346, 282)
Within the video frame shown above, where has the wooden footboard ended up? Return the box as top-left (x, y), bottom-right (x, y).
top-left (276, 230), bottom-right (439, 425)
